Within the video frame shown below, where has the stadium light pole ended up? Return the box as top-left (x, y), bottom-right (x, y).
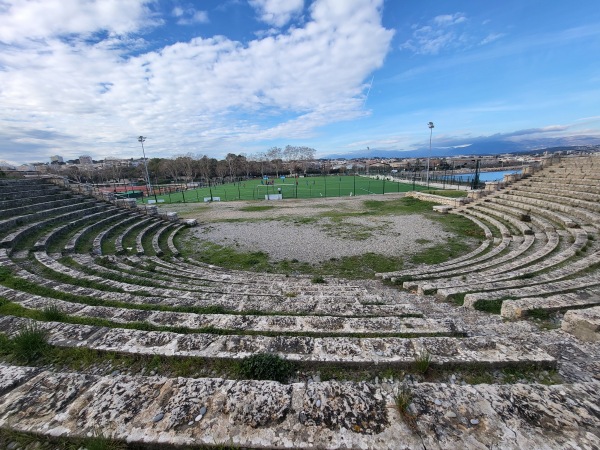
top-left (426, 122), bottom-right (434, 189)
top-left (138, 136), bottom-right (156, 202)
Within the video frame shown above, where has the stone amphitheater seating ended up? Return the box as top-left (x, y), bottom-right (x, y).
top-left (378, 154), bottom-right (600, 326)
top-left (0, 168), bottom-right (599, 448)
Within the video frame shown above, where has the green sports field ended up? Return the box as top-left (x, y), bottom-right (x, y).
top-left (139, 175), bottom-right (430, 203)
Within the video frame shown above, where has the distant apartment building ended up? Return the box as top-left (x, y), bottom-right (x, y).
top-left (50, 155), bottom-right (64, 164)
top-left (79, 155), bottom-right (93, 165)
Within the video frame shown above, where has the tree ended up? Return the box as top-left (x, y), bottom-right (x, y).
top-left (267, 147), bottom-right (283, 177)
top-left (254, 152), bottom-right (268, 177)
top-left (177, 153), bottom-right (199, 186)
top-left (198, 155), bottom-right (216, 184)
top-left (225, 153), bottom-right (239, 181)
top-left (215, 160), bottom-right (228, 182)
top-left (238, 153), bottom-right (251, 179)
top-left (298, 146), bottom-right (316, 175)
top-left (161, 159), bottom-right (179, 184)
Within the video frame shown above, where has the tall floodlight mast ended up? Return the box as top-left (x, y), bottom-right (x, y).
top-left (426, 122), bottom-right (434, 188)
top-left (138, 136), bottom-right (157, 202)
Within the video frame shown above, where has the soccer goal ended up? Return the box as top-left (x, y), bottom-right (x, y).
top-left (255, 183), bottom-right (297, 200)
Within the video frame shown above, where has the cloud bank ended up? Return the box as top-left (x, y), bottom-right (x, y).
top-left (0, 0), bottom-right (393, 162)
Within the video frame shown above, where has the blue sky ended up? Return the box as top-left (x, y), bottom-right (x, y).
top-left (1, 0), bottom-right (599, 164)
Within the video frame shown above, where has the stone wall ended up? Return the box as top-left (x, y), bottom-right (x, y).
top-left (405, 191), bottom-right (468, 207)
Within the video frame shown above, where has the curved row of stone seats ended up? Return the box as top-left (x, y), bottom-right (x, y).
top-left (462, 272), bottom-right (600, 309)
top-left (151, 223), bottom-right (175, 256)
top-left (0, 184), bottom-right (65, 201)
top-left (92, 214), bottom-right (142, 255)
top-left (0, 196), bottom-right (92, 234)
top-left (407, 232), bottom-right (563, 294)
top-left (389, 211), bottom-right (522, 287)
top-left (515, 183), bottom-right (600, 205)
top-left (0, 286), bottom-right (453, 336)
top-left (64, 252), bottom-right (407, 305)
top-left (406, 208), bottom-right (584, 295)
top-left (0, 202), bottom-right (110, 253)
top-left (0, 316), bottom-right (554, 369)
top-left (33, 206), bottom-right (119, 251)
top-left (63, 209), bottom-right (134, 254)
top-left (375, 213), bottom-right (497, 281)
top-left (528, 178), bottom-right (600, 195)
top-left (497, 191), bottom-right (600, 227)
top-left (428, 204), bottom-right (597, 301)
top-left (414, 228), bottom-right (576, 296)
top-left (2, 365), bottom-right (598, 450)
top-left (501, 289), bottom-right (600, 319)
top-left (0, 195), bottom-right (86, 221)
top-left (434, 246), bottom-right (600, 301)
top-left (508, 188), bottom-right (600, 215)
top-left (140, 253), bottom-right (417, 296)
top-left (488, 195), bottom-right (585, 230)
top-left (380, 155), bottom-right (600, 326)
top-left (468, 203), bottom-right (535, 236)
top-left (1, 249), bottom-right (421, 317)
top-left (139, 247), bottom-right (403, 288)
top-left (114, 216), bottom-right (156, 254)
top-left (166, 224), bottom-right (184, 255)
top-left (135, 219), bottom-right (165, 255)
top-left (27, 250), bottom-right (420, 317)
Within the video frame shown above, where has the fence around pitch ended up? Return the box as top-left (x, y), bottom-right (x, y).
top-left (138, 175), bottom-right (437, 203)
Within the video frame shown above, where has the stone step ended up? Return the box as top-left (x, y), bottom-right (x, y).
top-left (562, 306), bottom-right (600, 342)
top-left (114, 217), bottom-right (157, 254)
top-left (432, 245), bottom-right (600, 299)
top-left (1, 366), bottom-right (597, 449)
top-left (79, 254), bottom-right (407, 300)
top-left (0, 203), bottom-right (107, 251)
top-left (92, 213), bottom-right (141, 255)
top-left (63, 209), bottom-right (133, 253)
top-left (135, 219), bottom-right (164, 255)
top-left (1, 251), bottom-right (421, 317)
top-left (501, 291), bottom-right (600, 319)
top-left (1, 289), bottom-right (453, 336)
top-left (33, 206), bottom-right (116, 251)
top-left (375, 213), bottom-right (495, 280)
top-left (462, 274), bottom-right (600, 308)
top-left (0, 197), bottom-right (93, 233)
top-left (0, 316), bottom-right (555, 368)
top-left (151, 223), bottom-right (174, 256)
top-left (166, 224), bottom-right (184, 255)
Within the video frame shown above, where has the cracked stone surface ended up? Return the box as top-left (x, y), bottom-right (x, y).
top-left (0, 368), bottom-right (598, 449)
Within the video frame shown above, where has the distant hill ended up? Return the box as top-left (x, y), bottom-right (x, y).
top-left (323, 138), bottom-right (600, 159)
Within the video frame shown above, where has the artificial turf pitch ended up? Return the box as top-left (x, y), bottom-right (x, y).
top-left (140, 175), bottom-right (429, 204)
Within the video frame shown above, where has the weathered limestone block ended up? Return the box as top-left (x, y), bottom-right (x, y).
top-left (0, 364), bottom-right (38, 395)
top-left (299, 381), bottom-right (388, 434)
top-left (411, 381), bottom-right (600, 449)
top-left (75, 375), bottom-right (168, 433)
top-left (501, 293), bottom-right (600, 319)
top-left (224, 381), bottom-right (292, 428)
top-left (562, 306), bottom-right (600, 342)
top-left (433, 205), bottom-right (452, 214)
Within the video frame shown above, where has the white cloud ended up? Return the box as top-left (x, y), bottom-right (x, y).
top-left (0, 0), bottom-right (157, 43)
top-left (433, 13), bottom-right (467, 26)
top-left (480, 32), bottom-right (505, 45)
top-left (249, 0), bottom-right (304, 27)
top-left (0, 0), bottom-right (394, 161)
top-left (172, 6), bottom-right (209, 25)
top-left (400, 12), bottom-right (486, 55)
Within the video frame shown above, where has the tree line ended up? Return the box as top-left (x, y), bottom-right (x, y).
top-left (50, 145), bottom-right (319, 185)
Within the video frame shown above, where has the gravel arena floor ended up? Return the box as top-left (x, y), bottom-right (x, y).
top-left (163, 194), bottom-right (459, 264)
